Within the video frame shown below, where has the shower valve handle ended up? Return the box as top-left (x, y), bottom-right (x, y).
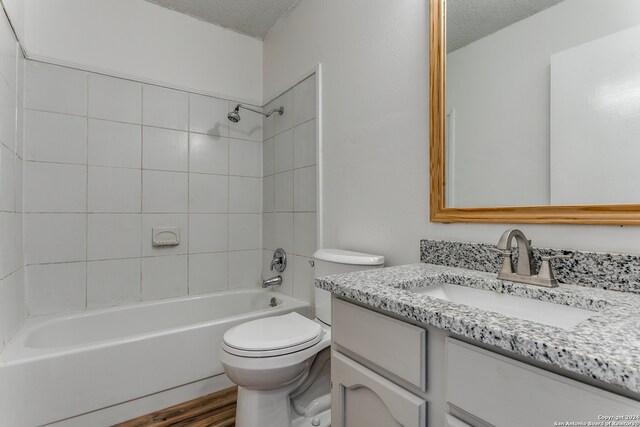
top-left (270, 248), bottom-right (287, 273)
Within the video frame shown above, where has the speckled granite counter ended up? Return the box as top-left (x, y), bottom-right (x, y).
top-left (315, 263), bottom-right (640, 395)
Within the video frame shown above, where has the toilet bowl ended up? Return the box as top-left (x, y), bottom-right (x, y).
top-left (220, 249), bottom-right (384, 427)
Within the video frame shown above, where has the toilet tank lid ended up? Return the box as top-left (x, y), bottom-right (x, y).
top-left (313, 249), bottom-right (384, 266)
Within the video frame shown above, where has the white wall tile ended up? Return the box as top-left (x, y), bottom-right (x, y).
top-left (229, 177), bottom-right (261, 213)
top-left (87, 214), bottom-right (141, 260)
top-left (0, 145), bottom-right (15, 211)
top-left (87, 258), bottom-right (141, 308)
top-left (143, 127), bottom-right (188, 172)
top-left (24, 214), bottom-right (86, 264)
top-left (142, 214), bottom-right (188, 256)
top-left (292, 255), bottom-right (314, 304)
top-left (274, 129), bottom-right (294, 173)
top-left (229, 104), bottom-right (263, 142)
top-left (188, 173), bottom-right (228, 213)
top-left (262, 213), bottom-right (274, 251)
top-left (263, 106), bottom-right (275, 141)
top-left (228, 250), bottom-right (261, 289)
top-left (263, 175), bottom-right (274, 213)
top-left (273, 90), bottom-right (293, 135)
top-left (273, 213), bottom-right (293, 251)
top-left (188, 252), bottom-right (228, 295)
top-left (0, 213), bottom-right (11, 276)
top-left (189, 93), bottom-right (229, 136)
top-left (16, 97), bottom-right (24, 158)
top-left (273, 171), bottom-right (293, 212)
top-left (25, 62), bottom-right (87, 116)
top-left (1, 79), bottom-right (16, 151)
top-left (294, 212), bottom-right (317, 257)
top-left (88, 74), bottom-right (141, 124)
top-left (294, 166), bottom-right (316, 212)
top-left (189, 133), bottom-right (228, 175)
top-left (88, 167), bottom-right (141, 213)
top-left (189, 214), bottom-right (228, 253)
top-left (24, 162), bottom-right (86, 213)
top-left (14, 160), bottom-right (22, 214)
top-left (88, 119), bottom-right (141, 169)
top-left (229, 214), bottom-right (261, 251)
top-left (263, 137), bottom-right (274, 176)
top-left (142, 170), bottom-right (188, 213)
top-left (25, 110), bottom-right (87, 164)
top-left (143, 85), bottom-right (188, 130)
top-left (26, 262), bottom-right (86, 315)
top-left (229, 139), bottom-right (261, 177)
top-left (293, 119), bottom-right (316, 169)
top-left (276, 266), bottom-right (293, 296)
top-left (0, 270), bottom-right (25, 347)
top-left (293, 75), bottom-right (316, 126)
top-left (141, 255), bottom-right (188, 300)
top-left (0, 213), bottom-right (21, 276)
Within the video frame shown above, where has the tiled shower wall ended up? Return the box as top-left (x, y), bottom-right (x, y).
top-left (0, 14), bottom-right (25, 351)
top-left (262, 75), bottom-right (317, 303)
top-left (24, 61), bottom-right (264, 316)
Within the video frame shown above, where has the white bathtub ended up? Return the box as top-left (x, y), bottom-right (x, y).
top-left (0, 289), bottom-right (310, 427)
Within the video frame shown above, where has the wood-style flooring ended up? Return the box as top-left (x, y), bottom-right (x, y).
top-left (114, 386), bottom-right (237, 427)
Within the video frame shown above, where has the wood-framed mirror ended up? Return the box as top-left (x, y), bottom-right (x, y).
top-left (429, 0), bottom-right (640, 225)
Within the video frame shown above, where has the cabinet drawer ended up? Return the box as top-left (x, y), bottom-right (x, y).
top-left (332, 298), bottom-right (426, 390)
top-left (446, 339), bottom-right (640, 427)
top-left (332, 351), bottom-right (427, 427)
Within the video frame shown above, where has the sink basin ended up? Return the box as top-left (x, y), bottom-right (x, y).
top-left (411, 283), bottom-right (595, 329)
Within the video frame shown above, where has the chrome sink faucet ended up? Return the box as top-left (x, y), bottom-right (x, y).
top-left (493, 229), bottom-right (570, 288)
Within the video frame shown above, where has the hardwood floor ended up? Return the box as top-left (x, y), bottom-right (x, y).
top-left (114, 387), bottom-right (237, 427)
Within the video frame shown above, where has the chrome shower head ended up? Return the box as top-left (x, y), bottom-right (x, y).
top-left (227, 105), bottom-right (241, 123)
top-left (227, 103), bottom-right (284, 122)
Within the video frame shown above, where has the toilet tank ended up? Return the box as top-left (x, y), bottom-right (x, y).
top-left (313, 249), bottom-right (384, 326)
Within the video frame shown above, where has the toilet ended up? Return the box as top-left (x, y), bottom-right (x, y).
top-left (220, 248), bottom-right (384, 427)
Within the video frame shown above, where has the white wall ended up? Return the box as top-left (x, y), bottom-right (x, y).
top-left (21, 0), bottom-right (263, 105)
top-left (446, 0), bottom-right (640, 208)
top-left (0, 8), bottom-right (25, 351)
top-left (24, 61), bottom-right (263, 316)
top-left (264, 0), bottom-right (640, 266)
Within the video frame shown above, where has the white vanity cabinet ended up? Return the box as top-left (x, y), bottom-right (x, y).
top-left (331, 297), bottom-right (640, 427)
top-left (446, 339), bottom-right (640, 426)
top-left (331, 297), bottom-right (443, 427)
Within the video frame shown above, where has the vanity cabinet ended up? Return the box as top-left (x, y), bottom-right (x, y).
top-left (331, 297), bottom-right (434, 427)
top-left (331, 297), bottom-right (640, 427)
top-left (332, 352), bottom-right (426, 426)
top-left (446, 339), bottom-right (640, 426)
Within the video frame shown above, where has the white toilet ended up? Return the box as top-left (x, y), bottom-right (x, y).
top-left (220, 248), bottom-right (384, 427)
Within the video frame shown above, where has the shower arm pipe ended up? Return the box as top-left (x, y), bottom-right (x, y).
top-left (234, 103), bottom-right (284, 117)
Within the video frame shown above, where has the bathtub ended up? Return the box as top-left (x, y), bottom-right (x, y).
top-left (0, 289), bottom-right (310, 427)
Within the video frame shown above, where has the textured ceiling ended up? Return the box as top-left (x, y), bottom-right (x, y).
top-left (447, 0), bottom-right (566, 52)
top-left (144, 0), bottom-right (299, 40)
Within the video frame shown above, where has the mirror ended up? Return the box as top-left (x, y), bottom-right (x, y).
top-left (430, 0), bottom-right (640, 224)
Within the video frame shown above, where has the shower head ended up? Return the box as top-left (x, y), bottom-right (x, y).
top-left (227, 105), bottom-right (241, 123)
top-left (227, 103), bottom-right (284, 122)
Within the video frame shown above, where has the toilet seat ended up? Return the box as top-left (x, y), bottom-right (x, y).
top-left (223, 312), bottom-right (324, 358)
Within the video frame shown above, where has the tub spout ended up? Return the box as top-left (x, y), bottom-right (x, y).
top-left (262, 276), bottom-right (282, 288)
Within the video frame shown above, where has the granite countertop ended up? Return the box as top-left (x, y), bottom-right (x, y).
top-left (315, 263), bottom-right (640, 395)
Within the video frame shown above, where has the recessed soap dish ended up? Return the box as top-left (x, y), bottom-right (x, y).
top-left (152, 227), bottom-right (180, 247)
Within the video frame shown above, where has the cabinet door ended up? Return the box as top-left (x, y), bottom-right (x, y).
top-left (332, 352), bottom-right (427, 427)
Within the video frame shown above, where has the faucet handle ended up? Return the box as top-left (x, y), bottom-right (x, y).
top-left (538, 254), bottom-right (571, 283)
top-left (489, 247), bottom-right (514, 275)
